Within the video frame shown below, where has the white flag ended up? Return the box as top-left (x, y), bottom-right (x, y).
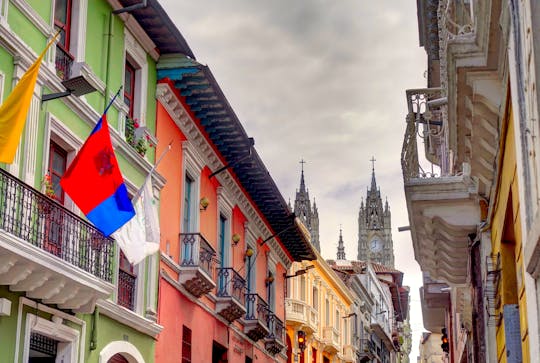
top-left (113, 175), bottom-right (160, 265)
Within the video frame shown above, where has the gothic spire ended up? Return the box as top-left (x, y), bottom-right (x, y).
top-left (299, 158), bottom-right (307, 193)
top-left (337, 227), bottom-right (346, 260)
top-left (370, 156), bottom-right (377, 191)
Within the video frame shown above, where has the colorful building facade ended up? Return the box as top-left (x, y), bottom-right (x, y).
top-left (153, 53), bottom-right (316, 363)
top-left (0, 0), bottom-right (182, 361)
top-left (285, 254), bottom-right (355, 363)
top-left (404, 0), bottom-right (537, 362)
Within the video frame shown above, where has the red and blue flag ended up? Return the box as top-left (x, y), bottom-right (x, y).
top-left (60, 115), bottom-right (135, 236)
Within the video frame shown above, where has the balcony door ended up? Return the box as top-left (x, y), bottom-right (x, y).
top-left (54, 0), bottom-right (73, 80)
top-left (218, 214), bottom-right (230, 292)
top-left (43, 141), bottom-right (67, 257)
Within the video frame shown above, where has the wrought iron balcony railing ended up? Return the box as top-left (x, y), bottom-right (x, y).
top-left (245, 293), bottom-right (269, 322)
top-left (216, 267), bottom-right (246, 303)
top-left (55, 45), bottom-right (73, 81)
top-left (0, 168), bottom-right (114, 282)
top-left (265, 313), bottom-right (285, 355)
top-left (359, 339), bottom-right (376, 355)
top-left (117, 269), bottom-right (136, 310)
top-left (180, 232), bottom-right (216, 276)
top-left (244, 293), bottom-right (270, 341)
top-left (402, 88), bottom-right (452, 182)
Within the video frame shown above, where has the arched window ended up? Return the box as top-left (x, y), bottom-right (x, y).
top-left (108, 354), bottom-right (129, 363)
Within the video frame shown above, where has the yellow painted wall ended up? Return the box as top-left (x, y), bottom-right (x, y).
top-left (490, 105), bottom-right (529, 363)
top-left (285, 255), bottom-right (354, 363)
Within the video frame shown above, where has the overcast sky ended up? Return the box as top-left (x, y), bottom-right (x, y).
top-left (160, 0), bottom-right (427, 359)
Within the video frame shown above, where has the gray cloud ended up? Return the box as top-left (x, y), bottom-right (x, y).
top-left (161, 0), bottom-right (427, 357)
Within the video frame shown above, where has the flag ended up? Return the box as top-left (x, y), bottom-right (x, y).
top-left (60, 115), bottom-right (135, 236)
top-left (0, 35), bottom-right (58, 163)
top-left (113, 174), bottom-right (160, 265)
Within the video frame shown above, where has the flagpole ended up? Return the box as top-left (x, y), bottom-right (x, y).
top-left (132, 141), bottom-right (173, 201)
top-left (103, 85), bottom-right (123, 115)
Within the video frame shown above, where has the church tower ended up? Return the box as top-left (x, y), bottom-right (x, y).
top-left (337, 228), bottom-right (346, 260)
top-left (293, 160), bottom-right (320, 251)
top-left (357, 159), bottom-right (395, 267)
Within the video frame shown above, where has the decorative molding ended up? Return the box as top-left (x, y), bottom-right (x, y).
top-left (156, 84), bottom-right (292, 269)
top-left (97, 299), bottom-right (163, 339)
top-left (99, 340), bottom-right (146, 363)
top-left (11, 0), bottom-right (52, 37)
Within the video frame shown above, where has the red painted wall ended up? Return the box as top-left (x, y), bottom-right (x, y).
top-left (200, 166), bottom-right (220, 249)
top-left (156, 102), bottom-right (186, 270)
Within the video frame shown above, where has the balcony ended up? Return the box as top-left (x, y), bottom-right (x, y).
top-left (343, 344), bottom-right (356, 362)
top-left (358, 339), bottom-right (376, 361)
top-left (178, 233), bottom-right (216, 297)
top-left (0, 168), bottom-right (114, 313)
top-left (117, 269), bottom-right (136, 311)
top-left (371, 317), bottom-right (394, 352)
top-left (322, 326), bottom-right (340, 353)
top-left (264, 313), bottom-right (286, 356)
top-left (244, 293), bottom-right (270, 341)
top-left (215, 267), bottom-right (246, 322)
top-left (402, 89), bottom-right (479, 285)
top-left (55, 45), bottom-right (73, 81)
top-left (285, 298), bottom-right (318, 333)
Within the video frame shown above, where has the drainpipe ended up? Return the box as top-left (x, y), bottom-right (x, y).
top-left (113, 0), bottom-right (148, 14)
top-left (103, 11), bottom-right (114, 111)
top-left (90, 306), bottom-right (99, 350)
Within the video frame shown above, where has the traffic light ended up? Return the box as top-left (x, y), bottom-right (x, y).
top-left (441, 328), bottom-right (449, 353)
top-left (297, 330), bottom-right (306, 351)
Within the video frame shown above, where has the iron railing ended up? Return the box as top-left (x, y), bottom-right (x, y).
top-left (0, 168), bottom-right (114, 281)
top-left (402, 88), bottom-right (450, 182)
top-left (179, 233), bottom-right (216, 277)
top-left (245, 293), bottom-right (269, 324)
top-left (359, 339), bottom-right (376, 354)
top-left (117, 269), bottom-right (136, 310)
top-left (55, 45), bottom-right (73, 81)
top-left (266, 313), bottom-right (285, 343)
top-left (216, 267), bottom-right (246, 305)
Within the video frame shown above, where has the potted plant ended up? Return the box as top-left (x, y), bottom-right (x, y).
top-left (125, 117), bottom-right (154, 157)
top-left (38, 173), bottom-right (56, 214)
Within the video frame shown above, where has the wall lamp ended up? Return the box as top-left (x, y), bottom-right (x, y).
top-left (199, 196), bottom-right (209, 211)
top-left (265, 271), bottom-right (274, 286)
top-left (376, 310), bottom-right (387, 315)
top-left (343, 312), bottom-right (357, 319)
top-left (231, 233), bottom-right (241, 246)
top-left (42, 63), bottom-right (98, 102)
top-left (244, 246), bottom-right (254, 261)
top-left (284, 265), bottom-right (315, 279)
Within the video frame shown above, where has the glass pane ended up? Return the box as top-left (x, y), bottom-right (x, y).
top-left (124, 66), bottom-right (133, 94)
top-left (54, 0), bottom-right (68, 24)
top-left (52, 150), bottom-right (65, 174)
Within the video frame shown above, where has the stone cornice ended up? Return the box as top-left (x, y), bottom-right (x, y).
top-left (156, 83), bottom-right (292, 269)
top-left (97, 299), bottom-right (163, 339)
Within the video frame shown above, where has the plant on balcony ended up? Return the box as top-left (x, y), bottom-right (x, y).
top-left (38, 173), bottom-right (55, 214)
top-left (125, 117), bottom-right (154, 157)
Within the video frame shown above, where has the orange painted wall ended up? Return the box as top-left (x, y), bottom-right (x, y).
top-left (232, 206), bottom-right (247, 270)
top-left (156, 102), bottom-right (186, 268)
top-left (200, 166), bottom-right (220, 248)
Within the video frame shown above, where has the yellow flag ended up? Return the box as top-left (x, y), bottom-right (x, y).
top-left (0, 34), bottom-right (58, 163)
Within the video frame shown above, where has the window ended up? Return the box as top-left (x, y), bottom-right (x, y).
top-left (182, 326), bottom-right (192, 363)
top-left (118, 250), bottom-right (137, 311)
top-left (218, 214), bottom-right (228, 267)
top-left (312, 287), bottom-right (318, 310)
top-left (182, 175), bottom-right (194, 233)
top-left (267, 268), bottom-right (276, 311)
top-left (325, 299), bottom-right (330, 326)
top-left (48, 141), bottom-right (67, 203)
top-left (245, 243), bottom-right (256, 293)
top-left (54, 0), bottom-right (74, 80)
top-left (124, 61), bottom-right (136, 118)
top-left (108, 354), bottom-right (129, 363)
top-left (336, 310), bottom-right (340, 330)
top-left (300, 275), bottom-right (306, 301)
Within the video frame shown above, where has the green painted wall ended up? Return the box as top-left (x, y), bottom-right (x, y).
top-left (7, 4), bottom-right (47, 55)
top-left (83, 313), bottom-right (155, 363)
